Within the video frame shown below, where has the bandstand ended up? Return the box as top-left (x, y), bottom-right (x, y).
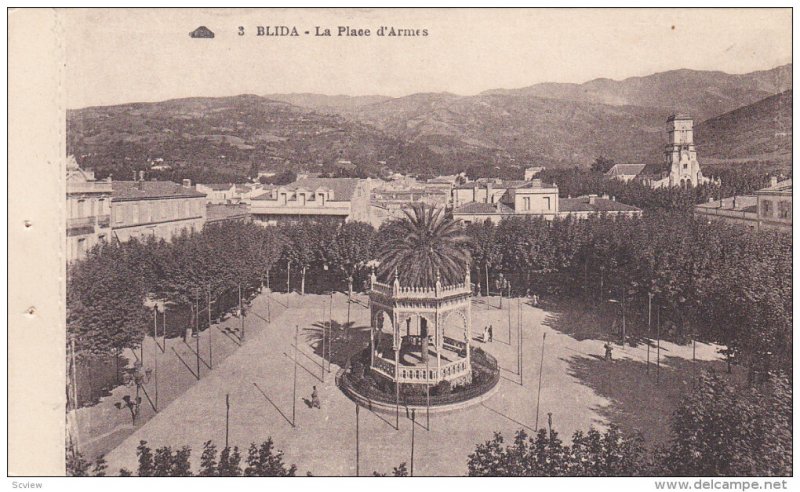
top-left (368, 266), bottom-right (473, 387)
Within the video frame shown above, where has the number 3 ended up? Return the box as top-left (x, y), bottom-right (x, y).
top-left (238, 26), bottom-right (245, 36)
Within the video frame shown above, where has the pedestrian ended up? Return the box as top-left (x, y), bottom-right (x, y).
top-left (488, 324), bottom-right (493, 343)
top-left (604, 342), bottom-right (613, 361)
top-left (533, 294), bottom-right (539, 306)
top-left (311, 385), bottom-right (321, 409)
top-left (483, 326), bottom-right (489, 343)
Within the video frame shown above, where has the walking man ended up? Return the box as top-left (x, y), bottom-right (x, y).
top-left (604, 342), bottom-right (613, 361)
top-left (311, 385), bottom-right (321, 409)
top-left (488, 324), bottom-right (493, 343)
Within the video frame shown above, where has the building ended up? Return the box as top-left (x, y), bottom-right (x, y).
top-left (195, 183), bottom-right (237, 204)
top-left (643, 115), bottom-right (713, 189)
top-left (605, 163), bottom-right (647, 182)
top-left (249, 177), bottom-right (372, 225)
top-left (205, 203), bottom-right (252, 225)
top-left (66, 156), bottom-right (113, 263)
top-left (370, 177), bottom-right (453, 226)
top-left (453, 177), bottom-right (642, 224)
top-left (452, 179), bottom-right (560, 224)
top-left (524, 166), bottom-right (546, 181)
top-left (559, 194), bottom-right (643, 219)
top-left (111, 179), bottom-right (207, 242)
top-left (694, 178), bottom-right (792, 233)
top-left (756, 178), bottom-right (792, 231)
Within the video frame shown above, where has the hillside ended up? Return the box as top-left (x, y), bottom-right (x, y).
top-left (67, 65), bottom-right (793, 181)
top-left (695, 90), bottom-right (792, 167)
top-left (67, 95), bottom-right (449, 181)
top-left (482, 64), bottom-right (792, 122)
top-left (263, 93), bottom-right (392, 112)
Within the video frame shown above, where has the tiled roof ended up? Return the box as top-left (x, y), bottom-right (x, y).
top-left (206, 204), bottom-right (251, 222)
top-left (251, 178), bottom-right (363, 201)
top-left (605, 164), bottom-right (646, 177)
top-left (695, 195), bottom-right (758, 212)
top-left (112, 181), bottom-right (206, 201)
top-left (200, 183), bottom-right (235, 191)
top-left (453, 202), bottom-right (515, 214)
top-left (560, 196), bottom-right (641, 213)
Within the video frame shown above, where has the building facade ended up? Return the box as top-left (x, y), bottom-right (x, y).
top-left (249, 177), bottom-right (373, 225)
top-left (111, 179), bottom-right (207, 242)
top-left (66, 157), bottom-right (113, 263)
top-left (694, 178), bottom-right (792, 233)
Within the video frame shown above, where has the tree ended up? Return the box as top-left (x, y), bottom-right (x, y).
top-left (376, 203), bottom-right (471, 288)
top-left (325, 221), bottom-right (376, 291)
top-left (590, 156), bottom-right (616, 174)
top-left (373, 462), bottom-right (409, 476)
top-left (467, 424), bottom-right (644, 476)
top-left (663, 371), bottom-right (791, 476)
top-left (123, 439), bottom-right (297, 476)
top-left (244, 438), bottom-right (298, 476)
top-left (465, 220), bottom-right (502, 295)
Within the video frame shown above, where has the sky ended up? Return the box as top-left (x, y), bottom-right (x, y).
top-left (62, 8), bottom-right (792, 109)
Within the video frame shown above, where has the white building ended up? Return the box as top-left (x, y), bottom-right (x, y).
top-left (66, 156), bottom-right (112, 263)
top-left (249, 177), bottom-right (373, 225)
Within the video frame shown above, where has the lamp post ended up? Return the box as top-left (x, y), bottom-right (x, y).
top-left (329, 290), bottom-right (333, 374)
top-left (410, 409), bottom-right (416, 477)
top-left (207, 284), bottom-right (213, 369)
top-left (355, 403), bottom-right (360, 476)
top-left (239, 283), bottom-right (245, 342)
top-left (656, 305), bottom-right (661, 383)
top-left (347, 276), bottom-right (353, 326)
top-left (293, 325), bottom-right (298, 428)
top-left (535, 332), bottom-right (546, 430)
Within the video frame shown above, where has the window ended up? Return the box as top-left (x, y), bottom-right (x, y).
top-left (778, 200), bottom-right (791, 220)
top-left (132, 203), bottom-right (140, 223)
top-left (683, 163), bottom-right (688, 170)
top-left (77, 238), bottom-right (87, 258)
top-left (544, 197), bottom-right (551, 210)
top-left (184, 200), bottom-right (190, 217)
top-left (76, 199), bottom-right (85, 218)
top-left (523, 197), bottom-right (531, 211)
top-left (761, 200), bottom-right (773, 218)
top-left (115, 205), bottom-right (124, 223)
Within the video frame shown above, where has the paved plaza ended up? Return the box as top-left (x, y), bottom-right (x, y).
top-left (101, 291), bottom-right (723, 476)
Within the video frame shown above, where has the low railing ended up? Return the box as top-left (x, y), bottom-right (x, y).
top-left (370, 281), bottom-right (471, 299)
top-left (67, 216), bottom-right (95, 229)
top-left (338, 347), bottom-right (500, 407)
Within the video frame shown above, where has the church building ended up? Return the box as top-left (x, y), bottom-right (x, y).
top-left (641, 114), bottom-right (713, 189)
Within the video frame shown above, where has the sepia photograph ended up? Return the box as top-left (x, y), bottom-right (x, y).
top-left (6, 6), bottom-right (794, 484)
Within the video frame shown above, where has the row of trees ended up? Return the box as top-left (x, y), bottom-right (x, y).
top-left (67, 438), bottom-right (298, 476)
top-left (466, 212), bottom-right (791, 382)
top-left (468, 371), bottom-right (791, 476)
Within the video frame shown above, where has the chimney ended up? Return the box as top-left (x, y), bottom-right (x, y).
top-left (138, 170), bottom-right (145, 182)
top-left (770, 176), bottom-right (778, 187)
top-left (182, 178), bottom-right (192, 188)
top-left (708, 197), bottom-right (715, 203)
top-left (588, 194), bottom-right (597, 205)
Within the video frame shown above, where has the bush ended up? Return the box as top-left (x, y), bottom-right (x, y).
top-left (432, 380), bottom-right (451, 396)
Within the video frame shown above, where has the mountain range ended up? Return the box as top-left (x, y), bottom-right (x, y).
top-left (67, 64), bottom-right (792, 181)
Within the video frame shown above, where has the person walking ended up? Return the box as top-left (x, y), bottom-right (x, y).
top-left (488, 324), bottom-right (493, 343)
top-left (604, 342), bottom-right (613, 361)
top-left (311, 385), bottom-right (321, 409)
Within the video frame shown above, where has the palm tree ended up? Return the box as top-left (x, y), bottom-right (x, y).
top-left (377, 203), bottom-right (471, 288)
